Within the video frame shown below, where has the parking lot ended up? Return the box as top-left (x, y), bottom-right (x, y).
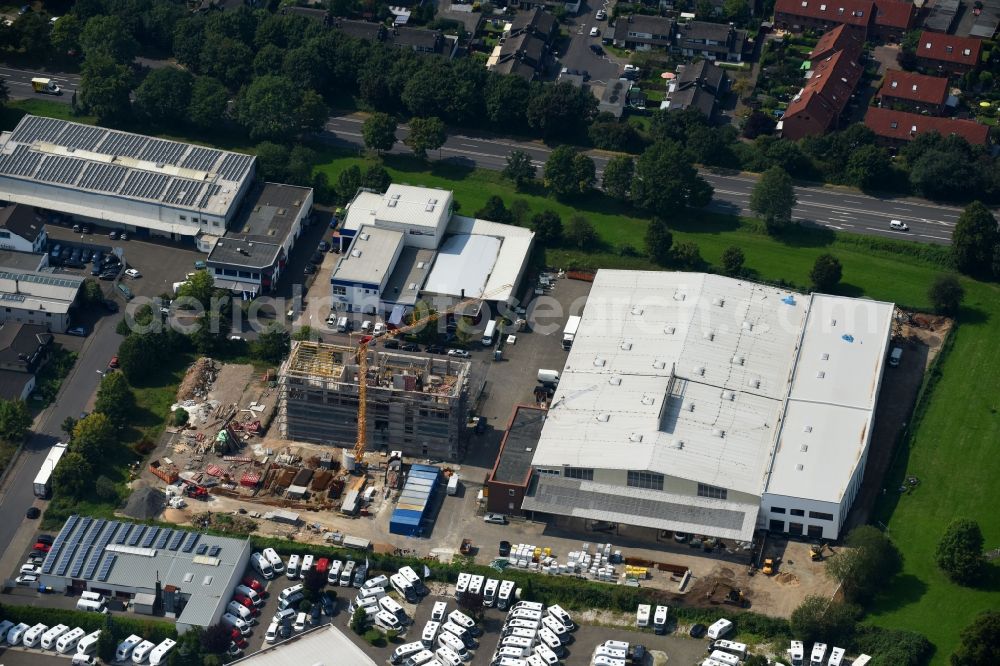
top-left (558, 0), bottom-right (622, 84)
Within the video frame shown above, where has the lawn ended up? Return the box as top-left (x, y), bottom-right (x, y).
top-left (1, 99), bottom-right (94, 128)
top-left (315, 150), bottom-right (1000, 662)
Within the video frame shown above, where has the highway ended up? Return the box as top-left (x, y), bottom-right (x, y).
top-left (1, 64), bottom-right (78, 101)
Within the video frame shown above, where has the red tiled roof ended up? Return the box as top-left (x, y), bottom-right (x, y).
top-left (783, 49), bottom-right (864, 139)
top-left (864, 107), bottom-right (990, 144)
top-left (917, 31), bottom-right (982, 66)
top-left (873, 0), bottom-right (915, 29)
top-left (808, 24), bottom-right (865, 60)
top-left (774, 0), bottom-right (876, 27)
top-left (878, 69), bottom-right (949, 105)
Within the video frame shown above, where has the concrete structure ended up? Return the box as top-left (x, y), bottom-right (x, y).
top-left (37, 515), bottom-right (252, 633)
top-left (486, 405), bottom-right (547, 516)
top-left (914, 31), bottom-right (982, 74)
top-left (278, 341), bottom-right (473, 460)
top-left (0, 116), bottom-right (255, 241)
top-left (206, 182), bottom-right (313, 295)
top-left (232, 625), bottom-right (377, 666)
top-left (0, 322), bottom-right (51, 400)
top-left (0, 204), bottom-right (47, 253)
top-left (0, 268), bottom-right (83, 333)
top-left (389, 464), bottom-right (441, 536)
top-left (877, 69), bottom-right (950, 114)
top-left (864, 106), bottom-right (990, 146)
top-left (333, 185), bottom-right (533, 319)
top-left (521, 271), bottom-right (894, 542)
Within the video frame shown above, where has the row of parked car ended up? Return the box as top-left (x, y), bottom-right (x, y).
top-left (0, 619), bottom-right (103, 665)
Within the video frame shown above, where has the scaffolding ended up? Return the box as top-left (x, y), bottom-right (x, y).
top-left (278, 341), bottom-right (472, 460)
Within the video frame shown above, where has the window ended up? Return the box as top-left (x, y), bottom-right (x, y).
top-left (788, 522), bottom-right (804, 536)
top-left (0, 231), bottom-right (9, 239)
top-left (807, 525), bottom-right (824, 538)
top-left (537, 469), bottom-right (559, 477)
top-left (180, 215), bottom-right (187, 221)
top-left (332, 286), bottom-right (346, 296)
top-left (769, 519), bottom-right (785, 532)
top-left (238, 271), bottom-right (251, 279)
top-left (790, 508), bottom-right (805, 517)
top-left (697, 483), bottom-right (727, 500)
top-left (628, 470), bottom-right (664, 491)
top-left (563, 467), bottom-right (594, 481)
top-left (223, 269), bottom-right (237, 277)
top-left (213, 220), bottom-right (220, 227)
top-left (772, 507), bottom-right (786, 514)
top-left (214, 268), bottom-right (222, 275)
top-left (508, 489), bottom-right (516, 497)
top-left (809, 511), bottom-right (834, 521)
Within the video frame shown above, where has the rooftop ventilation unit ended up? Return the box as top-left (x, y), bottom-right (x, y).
top-left (593, 357), bottom-right (606, 367)
top-left (687, 402), bottom-right (695, 412)
top-left (816, 371), bottom-right (826, 379)
top-left (694, 366), bottom-right (705, 376)
top-left (796, 463), bottom-right (804, 471)
top-left (391, 193), bottom-right (401, 199)
top-left (800, 444), bottom-right (809, 452)
top-left (609, 376), bottom-right (622, 385)
top-left (830, 318), bottom-right (837, 326)
top-left (653, 360), bottom-right (666, 370)
top-left (673, 291), bottom-right (686, 301)
top-left (596, 413), bottom-right (610, 422)
top-left (620, 341), bottom-right (632, 351)
top-left (749, 378), bottom-right (761, 388)
top-left (704, 331), bottom-right (714, 341)
top-left (712, 428), bottom-right (725, 438)
top-left (630, 306), bottom-right (644, 316)
top-left (670, 439), bottom-right (684, 449)
top-left (203, 575), bottom-right (213, 586)
top-left (387, 200), bottom-right (398, 207)
top-left (640, 395), bottom-right (654, 406)
top-left (425, 204), bottom-right (435, 212)
top-left (416, 262), bottom-right (426, 269)
top-left (712, 297), bottom-right (724, 307)
top-left (821, 353), bottom-right (830, 360)
top-left (732, 356), bottom-right (745, 366)
top-left (664, 326), bottom-right (676, 335)
top-left (351, 250), bottom-right (361, 258)
top-left (629, 433), bottom-right (643, 443)
top-left (742, 321), bottom-right (753, 331)
top-left (803, 425), bottom-right (813, 433)
top-left (360, 233), bottom-right (370, 241)
top-left (722, 390), bottom-right (735, 401)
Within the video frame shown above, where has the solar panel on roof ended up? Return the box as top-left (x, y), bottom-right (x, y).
top-left (196, 544), bottom-right (209, 555)
top-left (155, 529), bottom-right (172, 549)
top-left (182, 533), bottom-right (199, 553)
top-left (141, 527), bottom-right (160, 548)
top-left (54, 542), bottom-right (79, 576)
top-left (96, 554), bottom-right (117, 582)
top-left (69, 546), bottom-right (91, 578)
top-left (208, 545), bottom-right (221, 557)
top-left (168, 531), bottom-right (185, 550)
top-left (41, 543), bottom-right (62, 574)
top-left (116, 524), bottom-right (133, 544)
top-left (128, 525), bottom-right (147, 546)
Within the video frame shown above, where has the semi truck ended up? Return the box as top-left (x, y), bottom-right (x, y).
top-left (562, 315), bottom-right (581, 350)
top-left (31, 78), bottom-right (62, 95)
top-left (33, 442), bottom-right (68, 498)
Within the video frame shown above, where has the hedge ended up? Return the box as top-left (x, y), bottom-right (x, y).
top-left (0, 602), bottom-right (176, 645)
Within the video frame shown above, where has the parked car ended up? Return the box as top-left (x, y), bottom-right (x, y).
top-left (16, 573), bottom-right (38, 585)
top-left (484, 513), bottom-right (507, 525)
top-left (241, 576), bottom-right (263, 593)
top-left (426, 345), bottom-right (445, 354)
top-left (109, 230), bottom-right (118, 240)
top-left (499, 540), bottom-right (511, 556)
top-left (310, 251), bottom-right (325, 265)
top-left (108, 356), bottom-right (119, 369)
top-left (320, 592), bottom-right (335, 616)
top-left (25, 507), bottom-right (40, 519)
top-left (124, 268), bottom-right (141, 279)
top-left (447, 349), bottom-right (470, 358)
top-left (689, 623), bottom-right (707, 638)
top-left (36, 534), bottom-right (54, 545)
top-left (590, 44), bottom-right (604, 55)
top-left (589, 26), bottom-right (600, 36)
top-left (401, 343), bottom-right (419, 352)
top-left (66, 326), bottom-right (88, 337)
top-left (596, 8), bottom-right (606, 19)
top-left (304, 264), bottom-right (317, 275)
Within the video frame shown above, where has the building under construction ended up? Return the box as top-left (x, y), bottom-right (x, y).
top-left (278, 341), bottom-right (472, 461)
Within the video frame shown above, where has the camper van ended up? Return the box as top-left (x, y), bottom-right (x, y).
top-left (286, 554), bottom-right (301, 579)
top-left (403, 650), bottom-right (437, 666)
top-left (435, 645), bottom-right (463, 666)
top-left (508, 608), bottom-right (543, 623)
top-left (636, 604), bottom-right (651, 628)
top-left (437, 631), bottom-right (469, 660)
top-left (279, 583), bottom-right (304, 602)
top-left (251, 552), bottom-right (274, 579)
top-left (7, 622), bottom-right (30, 645)
top-left (0, 621), bottom-right (13, 643)
top-left (56, 627), bottom-right (87, 654)
top-left (539, 616), bottom-right (564, 636)
top-left (653, 605), bottom-right (669, 634)
top-left (789, 640), bottom-right (805, 666)
top-left (363, 574), bottom-right (389, 591)
top-left (301, 554), bottom-right (314, 576)
top-left (455, 572), bottom-right (471, 598)
top-left (376, 610), bottom-right (402, 632)
top-left (482, 319), bottom-right (498, 346)
top-left (534, 643), bottom-right (561, 664)
top-left (23, 623), bottom-right (49, 648)
top-left (131, 639), bottom-right (156, 664)
top-left (495, 645), bottom-right (531, 661)
top-left (75, 598), bottom-right (107, 614)
top-left (263, 547), bottom-right (285, 574)
top-left (828, 647), bottom-right (846, 666)
top-left (497, 580), bottom-right (516, 610)
top-left (41, 624), bottom-right (70, 650)
top-left (810, 643), bottom-right (828, 666)
top-left (391, 572), bottom-right (418, 603)
top-left (448, 609), bottom-right (480, 636)
top-left (483, 578), bottom-right (499, 607)
top-left (468, 574), bottom-right (485, 597)
top-left (327, 559), bottom-right (344, 584)
top-left (711, 640), bottom-right (748, 660)
top-left (708, 651), bottom-right (741, 666)
top-left (391, 641), bottom-right (426, 665)
top-left (379, 595), bottom-right (408, 623)
top-left (546, 605), bottom-right (574, 631)
top-left (707, 618), bottom-right (734, 640)
top-left (340, 560), bottom-right (356, 586)
top-left (399, 566), bottom-right (426, 595)
top-left (421, 620), bottom-right (440, 647)
top-left (537, 627), bottom-right (564, 656)
top-left (76, 630), bottom-right (101, 657)
top-left (441, 621), bottom-right (476, 649)
top-left (117, 634), bottom-right (144, 661)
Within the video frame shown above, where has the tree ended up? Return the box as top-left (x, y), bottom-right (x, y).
top-left (97, 627), bottom-right (116, 663)
top-left (543, 146), bottom-right (579, 196)
top-left (910, 148), bottom-right (982, 202)
top-left (79, 55), bottom-right (133, 122)
top-left (952, 611), bottom-right (1000, 666)
top-left (632, 141), bottom-right (713, 212)
top-left (80, 279), bottom-right (104, 307)
top-left (187, 76), bottom-right (229, 130)
top-left (474, 196), bottom-right (513, 224)
top-left (254, 142), bottom-right (291, 182)
top-left (810, 253), bottom-right (843, 292)
top-left (572, 153), bottom-right (596, 194)
top-left (361, 165), bottom-right (392, 192)
top-left (134, 68), bottom-right (194, 126)
top-left (951, 201), bottom-right (998, 277)
top-left (336, 165), bottom-right (363, 203)
top-left (721, 246), bottom-right (745, 276)
top-left (846, 144), bottom-right (892, 191)
top-left (95, 372), bottom-right (135, 430)
top-left (503, 150), bottom-right (537, 189)
top-left (750, 166), bottom-right (797, 234)
top-left (117, 334), bottom-right (161, 384)
top-left (191, 312), bottom-right (230, 355)
top-left (645, 217), bottom-right (673, 266)
top-left (526, 82), bottom-right (598, 140)
top-left (61, 416), bottom-right (77, 440)
top-left (13, 11), bottom-right (52, 57)
top-left (287, 146), bottom-right (317, 186)
top-left (362, 112), bottom-right (398, 154)
top-left (177, 270), bottom-right (216, 309)
top-left (95, 475), bottom-right (118, 500)
top-left (602, 156), bottom-right (634, 201)
top-left (51, 451), bottom-right (92, 499)
top-left (722, 0), bottom-right (751, 22)
top-left (928, 274), bottom-right (965, 316)
top-left (564, 216), bottom-right (598, 250)
top-left (350, 605), bottom-right (367, 634)
top-left (936, 518), bottom-right (986, 585)
top-left (742, 111), bottom-right (776, 139)
top-left (0, 399), bottom-right (31, 441)
top-left (200, 624), bottom-right (232, 655)
top-left (71, 413), bottom-right (116, 461)
top-left (81, 16), bottom-right (139, 62)
top-left (251, 324), bottom-right (291, 364)
top-left (790, 596), bottom-right (859, 647)
top-left (530, 211), bottom-right (563, 246)
top-left (825, 525), bottom-right (902, 603)
top-left (303, 567), bottom-right (327, 594)
top-left (235, 75), bottom-right (321, 141)
top-left (671, 241), bottom-right (704, 270)
top-left (50, 13), bottom-right (82, 55)
top-left (404, 117), bottom-right (446, 159)
top-left (485, 75), bottom-right (530, 127)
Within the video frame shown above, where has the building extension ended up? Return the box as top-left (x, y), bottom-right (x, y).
top-left (520, 271), bottom-right (894, 542)
top-left (37, 515), bottom-right (252, 633)
top-left (486, 404), bottom-right (547, 516)
top-left (332, 184), bottom-right (533, 321)
top-left (278, 341), bottom-right (472, 460)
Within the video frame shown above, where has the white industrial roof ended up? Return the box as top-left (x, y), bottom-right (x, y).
top-left (233, 625), bottom-right (377, 666)
top-left (0, 268), bottom-right (83, 314)
top-left (376, 184), bottom-right (452, 231)
top-left (341, 191), bottom-right (383, 234)
top-left (330, 225), bottom-right (403, 287)
top-left (447, 215), bottom-right (534, 303)
top-left (764, 295), bottom-right (894, 503)
top-left (424, 233), bottom-right (501, 300)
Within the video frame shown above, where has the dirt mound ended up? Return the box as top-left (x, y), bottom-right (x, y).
top-left (162, 508), bottom-right (188, 524)
top-left (122, 486), bottom-right (166, 521)
top-left (177, 358), bottom-right (218, 401)
top-left (775, 572), bottom-right (800, 586)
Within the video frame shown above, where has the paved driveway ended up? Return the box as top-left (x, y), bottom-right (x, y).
top-left (558, 0), bottom-right (622, 84)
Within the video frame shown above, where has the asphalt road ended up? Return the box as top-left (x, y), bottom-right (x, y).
top-left (1, 64), bottom-right (77, 102)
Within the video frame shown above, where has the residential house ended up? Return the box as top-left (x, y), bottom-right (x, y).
top-left (673, 20), bottom-right (748, 62)
top-left (599, 79), bottom-right (632, 118)
top-left (914, 31), bottom-right (982, 74)
top-left (612, 15), bottom-right (674, 51)
top-left (807, 23), bottom-right (865, 61)
top-left (779, 48), bottom-right (863, 140)
top-left (0, 204), bottom-right (47, 254)
top-left (864, 106), bottom-right (990, 146)
top-left (509, 7), bottom-right (558, 42)
top-left (389, 26), bottom-right (445, 54)
top-left (0, 322), bottom-right (51, 401)
top-left (872, 0), bottom-right (916, 41)
top-left (774, 0), bottom-right (876, 37)
top-left (663, 60), bottom-right (730, 117)
top-left (488, 10), bottom-right (557, 81)
top-left (332, 18), bottom-right (386, 42)
top-left (877, 69), bottom-right (949, 114)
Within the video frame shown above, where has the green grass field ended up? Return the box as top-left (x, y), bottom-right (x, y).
top-left (316, 151), bottom-right (1000, 662)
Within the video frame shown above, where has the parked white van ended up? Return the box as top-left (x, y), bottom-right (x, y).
top-left (653, 605), bottom-right (669, 634)
top-left (533, 643), bottom-right (560, 664)
top-left (265, 621), bottom-right (279, 643)
top-left (497, 580), bottom-right (516, 610)
top-left (40, 624), bottom-right (69, 650)
top-left (506, 618), bottom-right (541, 633)
top-left (379, 595), bottom-right (407, 622)
top-left (286, 554), bottom-right (301, 579)
top-left (512, 600), bottom-right (543, 612)
top-left (508, 608), bottom-right (543, 623)
top-left (7, 622), bottom-right (30, 645)
top-left (76, 630), bottom-right (101, 656)
top-left (468, 574), bottom-right (484, 596)
top-left (116, 634), bottom-right (144, 662)
top-left (403, 649), bottom-right (436, 666)
top-left (435, 644), bottom-right (463, 666)
top-left (501, 635), bottom-right (534, 652)
top-left (421, 620), bottom-right (440, 647)
top-left (441, 621), bottom-right (476, 649)
top-left (327, 559), bottom-right (343, 585)
top-left (81, 591), bottom-right (106, 604)
top-left (712, 640), bottom-right (748, 659)
top-left (504, 627), bottom-right (536, 643)
top-left (495, 645), bottom-right (530, 660)
top-left (546, 605), bottom-right (574, 631)
top-left (437, 631), bottom-right (468, 660)
top-left (56, 627), bottom-right (86, 654)
top-left (707, 618), bottom-right (733, 640)
top-left (593, 656), bottom-right (627, 666)
top-left (810, 643), bottom-right (828, 666)
top-left (376, 610), bottom-right (402, 632)
top-left (537, 627), bottom-right (564, 656)
top-left (234, 584), bottom-right (262, 606)
top-left (148, 638), bottom-right (176, 666)
top-left (391, 572), bottom-right (418, 603)
top-left (790, 640), bottom-right (805, 666)
top-left (828, 646), bottom-right (846, 666)
top-left (279, 583), bottom-right (304, 601)
top-left (251, 552), bottom-right (274, 579)
top-left (483, 578), bottom-right (499, 606)
top-left (449, 609), bottom-right (480, 636)
top-left (709, 650), bottom-right (741, 666)
top-left (76, 599), bottom-right (108, 613)
top-left (454, 572), bottom-right (471, 598)
top-left (348, 594), bottom-right (379, 615)
top-left (340, 560), bottom-right (356, 586)
top-left (540, 616), bottom-right (566, 638)
top-left (391, 641), bottom-right (426, 665)
top-left (363, 574), bottom-right (389, 591)
top-left (23, 623), bottom-right (49, 648)
top-left (262, 547), bottom-right (285, 574)
top-left (221, 613), bottom-right (251, 636)
top-left (595, 645), bottom-right (627, 660)
top-left (431, 600), bottom-right (448, 621)
top-left (399, 566), bottom-right (426, 595)
top-left (301, 554), bottom-right (314, 576)
top-left (131, 639), bottom-right (156, 664)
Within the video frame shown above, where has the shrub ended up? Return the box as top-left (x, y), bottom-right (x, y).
top-left (172, 408), bottom-right (189, 426)
top-left (363, 628), bottom-right (385, 646)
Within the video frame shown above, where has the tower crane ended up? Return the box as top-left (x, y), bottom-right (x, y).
top-left (350, 283), bottom-right (513, 470)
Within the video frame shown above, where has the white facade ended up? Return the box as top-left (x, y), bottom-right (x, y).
top-left (0, 225), bottom-right (46, 253)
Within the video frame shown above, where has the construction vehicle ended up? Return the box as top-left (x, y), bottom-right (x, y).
top-left (31, 77), bottom-right (62, 95)
top-left (762, 558), bottom-right (775, 575)
top-left (184, 483), bottom-right (209, 501)
top-left (723, 588), bottom-right (748, 608)
top-left (349, 284), bottom-right (512, 473)
top-left (810, 542), bottom-right (829, 561)
top-left (460, 539), bottom-right (474, 556)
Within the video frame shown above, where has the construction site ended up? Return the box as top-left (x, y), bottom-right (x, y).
top-left (277, 341), bottom-right (473, 461)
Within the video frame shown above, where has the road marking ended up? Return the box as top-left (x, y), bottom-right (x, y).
top-left (919, 233), bottom-right (952, 242)
top-left (460, 143), bottom-right (478, 148)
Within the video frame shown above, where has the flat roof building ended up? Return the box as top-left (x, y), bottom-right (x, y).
top-left (232, 625), bottom-right (377, 666)
top-left (37, 515), bottom-right (252, 633)
top-left (0, 267), bottom-right (83, 333)
top-left (521, 271), bottom-right (893, 542)
top-left (486, 405), bottom-right (547, 516)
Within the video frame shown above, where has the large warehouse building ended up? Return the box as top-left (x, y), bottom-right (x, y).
top-left (38, 515), bottom-right (251, 633)
top-left (521, 271), bottom-right (894, 542)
